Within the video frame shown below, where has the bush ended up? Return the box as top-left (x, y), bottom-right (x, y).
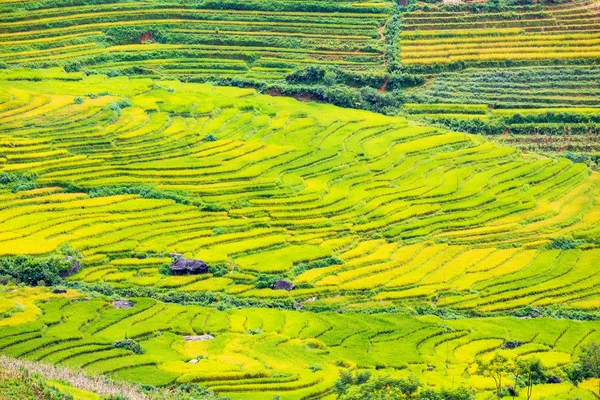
top-left (209, 263), bottom-right (228, 277)
top-left (292, 257), bottom-right (343, 276)
top-left (113, 339), bottom-right (144, 354)
top-left (254, 273), bottom-right (281, 289)
top-left (0, 172), bottom-right (37, 192)
top-left (85, 184), bottom-right (200, 207)
top-left (308, 365), bottom-right (322, 373)
top-left (0, 256), bottom-right (70, 286)
top-left (548, 236), bottom-right (583, 250)
top-left (419, 387), bottom-right (474, 400)
top-left (107, 99), bottom-right (133, 117)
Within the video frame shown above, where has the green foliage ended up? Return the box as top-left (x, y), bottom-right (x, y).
top-left (419, 387), bottom-right (474, 400)
top-left (199, 202), bottom-right (227, 212)
top-left (155, 384), bottom-right (225, 400)
top-left (84, 184), bottom-right (201, 206)
top-left (335, 373), bottom-right (430, 400)
top-left (0, 256), bottom-right (68, 286)
top-left (113, 339), bottom-right (144, 355)
top-left (0, 172), bottom-right (38, 193)
top-left (564, 363), bottom-right (586, 385)
top-left (334, 372), bottom-right (425, 400)
top-left (73, 96), bottom-right (83, 104)
top-left (105, 27), bottom-right (160, 45)
top-left (0, 369), bottom-right (73, 400)
top-left (107, 99), bottom-right (133, 117)
top-left (579, 342), bottom-right (600, 393)
top-left (515, 358), bottom-right (547, 400)
top-left (291, 257), bottom-right (343, 276)
top-left (548, 237), bottom-right (583, 250)
top-left (477, 354), bottom-right (510, 399)
top-left (254, 273), bottom-right (281, 289)
top-left (209, 263), bottom-right (228, 277)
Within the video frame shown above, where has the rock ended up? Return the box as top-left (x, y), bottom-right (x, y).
top-left (547, 376), bottom-right (561, 384)
top-left (59, 256), bottom-right (81, 277)
top-left (52, 289), bottom-right (67, 294)
top-left (184, 334), bottom-right (214, 342)
top-left (170, 258), bottom-right (208, 275)
top-left (273, 280), bottom-right (294, 291)
top-left (427, 366), bottom-right (434, 371)
top-left (188, 358), bottom-right (199, 364)
top-left (112, 300), bottom-right (135, 309)
top-left (507, 387), bottom-right (517, 397)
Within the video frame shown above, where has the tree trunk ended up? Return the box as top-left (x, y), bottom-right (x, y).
top-left (498, 375), bottom-right (502, 400)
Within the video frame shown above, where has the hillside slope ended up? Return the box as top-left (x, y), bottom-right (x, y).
top-left (1, 69), bottom-right (599, 313)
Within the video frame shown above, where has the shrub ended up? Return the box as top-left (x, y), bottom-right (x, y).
top-left (254, 273), bottom-right (280, 289)
top-left (419, 387), bottom-right (475, 400)
top-left (113, 339), bottom-right (144, 355)
top-left (292, 257), bottom-right (343, 276)
top-left (0, 256), bottom-right (70, 286)
top-left (548, 236), bottom-right (583, 250)
top-left (107, 99), bottom-right (133, 117)
top-left (0, 172), bottom-right (37, 192)
top-left (209, 263), bottom-right (228, 277)
top-left (73, 96), bottom-right (83, 104)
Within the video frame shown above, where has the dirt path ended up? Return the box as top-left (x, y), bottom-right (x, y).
top-left (377, 25), bottom-right (386, 41)
top-left (379, 76), bottom-right (390, 92)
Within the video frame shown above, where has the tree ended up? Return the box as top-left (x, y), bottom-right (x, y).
top-left (419, 387), bottom-right (474, 400)
top-left (334, 373), bottom-right (421, 400)
top-left (516, 358), bottom-right (547, 400)
top-left (564, 363), bottom-right (586, 386)
top-left (337, 375), bottom-right (405, 400)
top-left (477, 354), bottom-right (511, 399)
top-left (580, 342), bottom-right (600, 394)
top-left (398, 375), bottom-right (420, 399)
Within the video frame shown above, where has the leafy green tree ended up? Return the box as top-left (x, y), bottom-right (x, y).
top-left (564, 363), bottom-right (586, 386)
top-left (334, 372), bottom-right (421, 400)
top-left (399, 376), bottom-right (420, 399)
top-left (419, 386), bottom-right (474, 400)
top-left (477, 354), bottom-right (511, 399)
top-left (580, 342), bottom-right (600, 394)
top-left (516, 358), bottom-right (547, 400)
top-left (337, 375), bottom-right (404, 400)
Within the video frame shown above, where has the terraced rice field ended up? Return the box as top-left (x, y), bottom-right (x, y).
top-left (400, 0), bottom-right (600, 66)
top-left (1, 286), bottom-right (600, 399)
top-left (2, 2), bottom-right (600, 396)
top-left (1, 69), bottom-right (600, 314)
top-left (399, 0), bottom-right (600, 162)
top-left (0, 0), bottom-right (390, 81)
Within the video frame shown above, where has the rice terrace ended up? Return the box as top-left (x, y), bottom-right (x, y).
top-left (3, 0), bottom-right (600, 399)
